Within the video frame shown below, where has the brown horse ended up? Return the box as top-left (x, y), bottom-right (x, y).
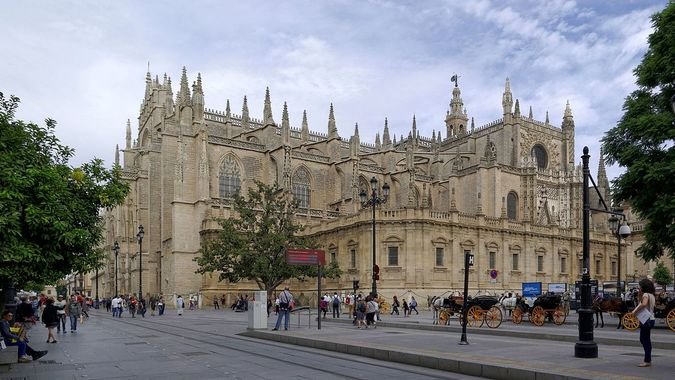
top-left (592, 293), bottom-right (636, 328)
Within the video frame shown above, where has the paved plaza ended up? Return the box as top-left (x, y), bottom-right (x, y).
top-left (1, 307), bottom-right (673, 379)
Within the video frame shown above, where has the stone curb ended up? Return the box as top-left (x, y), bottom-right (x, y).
top-left (240, 330), bottom-right (646, 380)
top-left (322, 318), bottom-right (675, 350)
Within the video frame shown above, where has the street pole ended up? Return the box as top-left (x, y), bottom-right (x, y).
top-left (617, 231), bottom-right (621, 297)
top-left (113, 241), bottom-right (120, 297)
top-left (575, 146), bottom-right (598, 358)
top-left (360, 177), bottom-right (388, 299)
top-left (371, 198), bottom-right (377, 298)
top-left (95, 266), bottom-right (99, 306)
top-left (460, 251), bottom-right (471, 345)
top-left (137, 225), bottom-right (144, 299)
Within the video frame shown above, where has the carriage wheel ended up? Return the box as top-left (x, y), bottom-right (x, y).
top-left (512, 308), bottom-right (523, 324)
top-left (667, 309), bottom-right (675, 332)
top-left (531, 306), bottom-right (545, 326)
top-left (485, 306), bottom-right (503, 328)
top-left (439, 309), bottom-right (450, 325)
top-left (467, 305), bottom-right (484, 327)
top-left (622, 312), bottom-right (639, 331)
top-left (553, 306), bottom-right (566, 325)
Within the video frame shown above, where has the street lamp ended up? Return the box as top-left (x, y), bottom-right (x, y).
top-left (137, 225), bottom-right (144, 299)
top-left (113, 241), bottom-right (120, 296)
top-left (359, 176), bottom-right (390, 298)
top-left (608, 213), bottom-right (631, 296)
top-left (575, 146), bottom-right (597, 358)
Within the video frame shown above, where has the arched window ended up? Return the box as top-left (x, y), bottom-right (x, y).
top-left (292, 167), bottom-right (311, 208)
top-left (531, 144), bottom-right (548, 169)
top-left (507, 191), bottom-right (518, 220)
top-left (219, 155), bottom-right (241, 198)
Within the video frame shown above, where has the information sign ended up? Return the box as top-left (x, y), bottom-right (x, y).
top-left (522, 282), bottom-right (542, 297)
top-left (286, 249), bottom-right (326, 266)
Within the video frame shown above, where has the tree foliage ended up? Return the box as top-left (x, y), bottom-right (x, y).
top-left (652, 261), bottom-right (672, 290)
top-left (0, 92), bottom-right (129, 292)
top-left (602, 3), bottom-right (675, 262)
top-left (194, 181), bottom-right (342, 296)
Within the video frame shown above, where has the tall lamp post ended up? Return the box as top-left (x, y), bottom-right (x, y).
top-left (608, 213), bottom-right (631, 296)
top-left (113, 241), bottom-right (120, 296)
top-left (137, 225), bottom-right (144, 299)
top-left (359, 176), bottom-right (390, 298)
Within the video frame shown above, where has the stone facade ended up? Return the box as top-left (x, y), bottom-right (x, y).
top-left (94, 67), bottom-right (653, 306)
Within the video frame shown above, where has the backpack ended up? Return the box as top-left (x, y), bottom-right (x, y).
top-left (358, 302), bottom-right (366, 313)
top-left (332, 297), bottom-right (340, 306)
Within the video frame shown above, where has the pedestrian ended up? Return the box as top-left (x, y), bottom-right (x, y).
top-left (632, 278), bottom-right (656, 367)
top-left (273, 287), bottom-right (293, 331)
top-left (366, 296), bottom-right (378, 327)
top-left (320, 296), bottom-right (328, 319)
top-left (402, 299), bottom-right (409, 317)
top-left (158, 296), bottom-right (165, 316)
top-left (129, 296), bottom-right (137, 318)
top-left (356, 298), bottom-right (367, 328)
top-left (409, 296), bottom-right (419, 315)
top-left (139, 298), bottom-right (147, 318)
top-left (15, 296), bottom-right (35, 331)
top-left (150, 297), bottom-right (157, 316)
top-left (391, 295), bottom-right (400, 315)
top-left (54, 295), bottom-right (67, 333)
top-left (332, 292), bottom-right (341, 318)
top-left (41, 298), bottom-right (58, 343)
top-left (213, 295), bottom-right (220, 310)
top-left (111, 295), bottom-right (121, 318)
top-left (1, 310), bottom-right (48, 363)
top-left (176, 295), bottom-right (185, 316)
top-left (66, 295), bottom-right (82, 333)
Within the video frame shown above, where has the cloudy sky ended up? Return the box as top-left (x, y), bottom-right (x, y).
top-left (1, 0), bottom-right (666, 180)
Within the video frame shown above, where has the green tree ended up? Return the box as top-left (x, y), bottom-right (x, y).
top-left (0, 92), bottom-right (129, 308)
top-left (602, 3), bottom-right (675, 262)
top-left (194, 181), bottom-right (342, 298)
top-left (652, 261), bottom-right (672, 291)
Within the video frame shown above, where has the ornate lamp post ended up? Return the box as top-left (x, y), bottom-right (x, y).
top-left (137, 225), bottom-right (144, 298)
top-left (608, 213), bottom-right (631, 296)
top-left (359, 177), bottom-right (390, 298)
top-left (113, 241), bottom-right (120, 296)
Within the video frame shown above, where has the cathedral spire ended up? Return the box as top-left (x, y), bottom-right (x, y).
top-left (145, 69), bottom-right (152, 97)
top-left (263, 87), bottom-right (275, 126)
top-left (545, 111), bottom-right (550, 125)
top-left (114, 144), bottom-right (120, 166)
top-left (350, 122), bottom-right (360, 158)
top-left (382, 117), bottom-right (391, 148)
top-left (125, 119), bottom-right (131, 149)
top-left (375, 132), bottom-right (381, 150)
top-left (528, 105), bottom-right (533, 119)
top-left (564, 100), bottom-right (573, 118)
top-left (225, 99), bottom-right (231, 119)
top-left (301, 110), bottom-right (309, 141)
top-left (177, 66), bottom-right (191, 106)
top-left (192, 73), bottom-right (204, 120)
top-left (282, 101), bottom-right (290, 145)
top-left (598, 147), bottom-right (610, 201)
top-left (327, 103), bottom-right (338, 139)
top-left (445, 77), bottom-right (468, 137)
top-left (241, 96), bottom-right (250, 129)
top-left (562, 100), bottom-right (575, 171)
top-left (502, 77), bottom-right (513, 115)
top-left (514, 99), bottom-right (521, 118)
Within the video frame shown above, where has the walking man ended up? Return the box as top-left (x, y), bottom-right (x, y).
top-left (273, 287), bottom-right (293, 331)
top-left (66, 295), bottom-right (81, 333)
top-left (332, 292), bottom-right (341, 318)
top-left (54, 295), bottom-right (67, 333)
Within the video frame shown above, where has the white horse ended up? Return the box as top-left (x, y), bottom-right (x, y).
top-left (499, 294), bottom-right (518, 316)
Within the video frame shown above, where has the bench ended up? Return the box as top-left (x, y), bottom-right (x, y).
top-left (0, 345), bottom-right (19, 365)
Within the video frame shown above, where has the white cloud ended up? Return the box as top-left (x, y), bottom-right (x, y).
top-left (0, 0), bottom-right (666, 183)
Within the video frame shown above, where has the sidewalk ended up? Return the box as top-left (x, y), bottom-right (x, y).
top-left (243, 309), bottom-right (675, 380)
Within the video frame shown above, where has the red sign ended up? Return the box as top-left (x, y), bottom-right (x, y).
top-left (286, 249), bottom-right (326, 266)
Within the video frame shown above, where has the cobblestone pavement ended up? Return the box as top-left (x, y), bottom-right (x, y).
top-left (0, 308), bottom-right (483, 380)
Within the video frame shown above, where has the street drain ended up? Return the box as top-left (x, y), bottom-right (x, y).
top-left (124, 342), bottom-right (148, 345)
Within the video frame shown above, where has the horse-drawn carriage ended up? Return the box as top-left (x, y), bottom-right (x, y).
top-left (430, 291), bottom-right (503, 328)
top-left (621, 292), bottom-right (675, 332)
top-left (512, 293), bottom-right (566, 326)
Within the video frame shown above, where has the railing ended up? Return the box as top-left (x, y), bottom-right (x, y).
top-left (291, 306), bottom-right (313, 328)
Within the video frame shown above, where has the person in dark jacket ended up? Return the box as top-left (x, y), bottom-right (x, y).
top-left (41, 298), bottom-right (59, 343)
top-left (1, 310), bottom-right (47, 363)
top-left (15, 296), bottom-right (35, 326)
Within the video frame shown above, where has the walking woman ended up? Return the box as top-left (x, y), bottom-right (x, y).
top-left (632, 278), bottom-right (656, 367)
top-left (390, 295), bottom-right (400, 315)
top-left (42, 298), bottom-right (58, 343)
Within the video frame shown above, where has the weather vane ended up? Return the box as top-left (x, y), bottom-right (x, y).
top-left (450, 74), bottom-right (460, 88)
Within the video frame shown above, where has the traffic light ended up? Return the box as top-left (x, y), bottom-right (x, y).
top-left (373, 265), bottom-right (380, 280)
top-left (352, 280), bottom-right (360, 290)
